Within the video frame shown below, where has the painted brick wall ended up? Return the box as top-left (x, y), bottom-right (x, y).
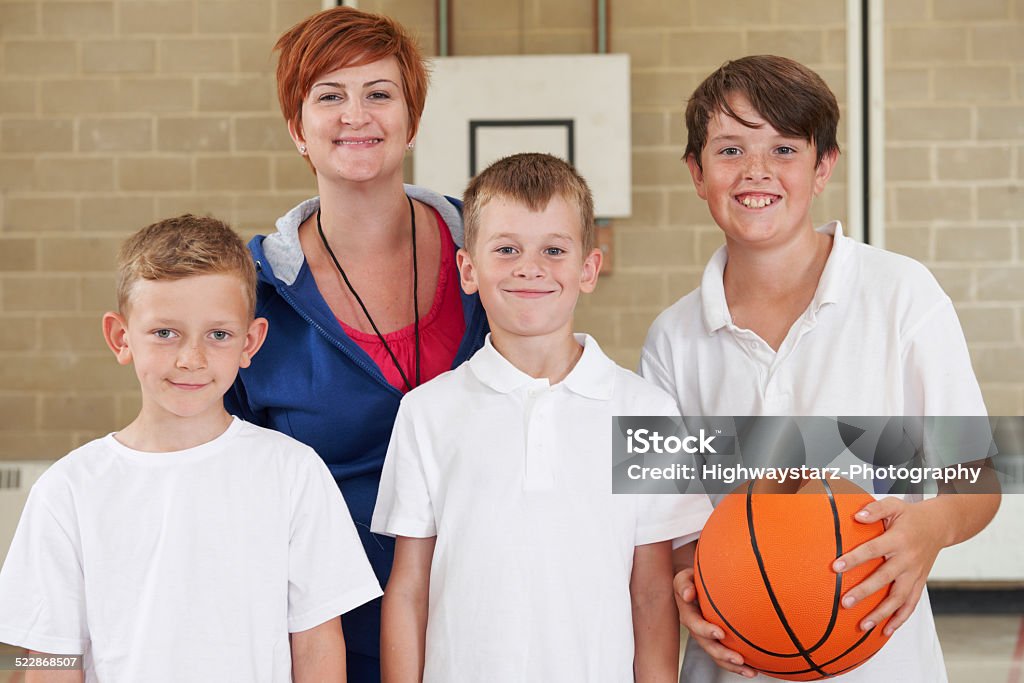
top-left (0, 0), bottom-right (1019, 459)
top-left (884, 0), bottom-right (1024, 415)
top-left (0, 0), bottom-right (321, 457)
top-left (368, 0), bottom-right (848, 365)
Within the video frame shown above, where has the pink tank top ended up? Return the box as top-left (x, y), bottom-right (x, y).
top-left (339, 208), bottom-right (466, 393)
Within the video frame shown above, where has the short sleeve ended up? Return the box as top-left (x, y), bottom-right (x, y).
top-left (0, 480), bottom-right (89, 654)
top-left (902, 298), bottom-right (987, 417)
top-left (638, 341), bottom-right (677, 402)
top-left (370, 401), bottom-right (437, 538)
top-left (625, 383), bottom-right (714, 547)
top-left (902, 299), bottom-right (994, 468)
top-left (287, 450), bottom-right (382, 633)
top-left (635, 493), bottom-right (714, 547)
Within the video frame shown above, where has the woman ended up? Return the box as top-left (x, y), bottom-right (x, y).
top-left (226, 7), bottom-right (488, 679)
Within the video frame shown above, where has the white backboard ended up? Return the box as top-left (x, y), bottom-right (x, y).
top-left (414, 54), bottom-right (632, 218)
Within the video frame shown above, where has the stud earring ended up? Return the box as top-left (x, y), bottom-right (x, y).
top-left (407, 142), bottom-right (415, 150)
top-left (299, 144), bottom-right (307, 155)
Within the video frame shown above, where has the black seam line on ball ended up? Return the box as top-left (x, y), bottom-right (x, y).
top-left (823, 633), bottom-right (882, 676)
top-left (696, 499), bottom-right (826, 660)
top-left (756, 627), bottom-right (878, 676)
top-left (698, 482), bottom-right (879, 675)
top-left (697, 542), bottom-right (804, 658)
top-left (803, 476), bottom-right (844, 656)
top-left (695, 485), bottom-right (862, 662)
top-left (746, 480), bottom-right (829, 677)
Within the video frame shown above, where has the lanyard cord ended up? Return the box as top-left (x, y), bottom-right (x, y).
top-left (316, 196), bottom-right (420, 391)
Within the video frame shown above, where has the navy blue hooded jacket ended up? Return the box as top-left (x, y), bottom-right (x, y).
top-left (226, 187), bottom-right (488, 666)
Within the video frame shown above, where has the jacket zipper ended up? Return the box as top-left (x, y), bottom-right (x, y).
top-left (270, 273), bottom-right (404, 398)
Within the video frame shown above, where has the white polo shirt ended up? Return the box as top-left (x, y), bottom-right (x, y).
top-left (641, 221), bottom-right (986, 683)
top-left (372, 333), bottom-right (713, 683)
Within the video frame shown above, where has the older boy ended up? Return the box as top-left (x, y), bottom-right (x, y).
top-left (0, 215), bottom-right (382, 682)
top-left (641, 56), bottom-right (999, 681)
top-left (372, 153), bottom-right (713, 682)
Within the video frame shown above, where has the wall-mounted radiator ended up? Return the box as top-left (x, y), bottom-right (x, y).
top-left (0, 461), bottom-right (54, 567)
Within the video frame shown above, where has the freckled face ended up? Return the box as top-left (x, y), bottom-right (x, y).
top-left (290, 56), bottom-right (411, 187)
top-left (687, 94), bottom-right (836, 250)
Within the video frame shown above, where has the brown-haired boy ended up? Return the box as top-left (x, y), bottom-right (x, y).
top-left (0, 215), bottom-right (382, 682)
top-left (641, 55), bottom-right (999, 682)
top-left (372, 153), bottom-right (713, 682)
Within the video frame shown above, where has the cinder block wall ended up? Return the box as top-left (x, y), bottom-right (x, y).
top-left (579, 0), bottom-right (849, 364)
top-left (0, 0), bottom-right (321, 457)
top-left (0, 0), bottom-right (1020, 460)
top-left (884, 0), bottom-right (1024, 415)
top-left (369, 0), bottom-right (850, 365)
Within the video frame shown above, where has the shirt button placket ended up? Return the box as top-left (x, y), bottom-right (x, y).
top-left (524, 385), bottom-right (553, 491)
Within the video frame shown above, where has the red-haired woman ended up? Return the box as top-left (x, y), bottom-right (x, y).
top-left (226, 7), bottom-right (487, 680)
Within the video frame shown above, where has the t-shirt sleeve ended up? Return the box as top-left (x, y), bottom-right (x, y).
top-left (287, 449), bottom-right (383, 633)
top-left (370, 401), bottom-right (437, 538)
top-left (902, 298), bottom-right (993, 467)
top-left (0, 478), bottom-right (89, 654)
top-left (635, 493), bottom-right (714, 547)
top-left (629, 388), bottom-right (714, 546)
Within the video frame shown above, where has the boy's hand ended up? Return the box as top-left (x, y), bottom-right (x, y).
top-left (673, 568), bottom-right (757, 678)
top-left (831, 497), bottom-right (947, 636)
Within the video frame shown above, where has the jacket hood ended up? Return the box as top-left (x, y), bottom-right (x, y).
top-left (258, 184), bottom-right (465, 287)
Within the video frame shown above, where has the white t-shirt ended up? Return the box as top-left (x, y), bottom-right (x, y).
top-left (0, 417), bottom-right (382, 683)
top-left (371, 333), bottom-right (713, 683)
top-left (641, 222), bottom-right (987, 683)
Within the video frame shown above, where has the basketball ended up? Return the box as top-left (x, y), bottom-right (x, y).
top-left (694, 476), bottom-right (890, 681)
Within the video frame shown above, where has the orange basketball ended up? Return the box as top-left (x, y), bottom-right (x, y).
top-left (694, 477), bottom-right (890, 681)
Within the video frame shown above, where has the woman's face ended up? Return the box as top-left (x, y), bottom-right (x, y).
top-left (290, 56), bottom-right (412, 187)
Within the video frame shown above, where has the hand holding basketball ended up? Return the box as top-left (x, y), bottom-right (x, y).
top-left (674, 568), bottom-right (758, 678)
top-left (694, 477), bottom-right (892, 680)
top-left (832, 496), bottom-right (949, 636)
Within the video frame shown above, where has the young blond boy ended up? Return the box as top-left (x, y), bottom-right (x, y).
top-left (640, 56), bottom-right (1000, 682)
top-left (0, 215), bottom-right (382, 682)
top-left (371, 153), bottom-right (713, 682)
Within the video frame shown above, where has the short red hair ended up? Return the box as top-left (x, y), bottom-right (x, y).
top-left (275, 6), bottom-right (429, 142)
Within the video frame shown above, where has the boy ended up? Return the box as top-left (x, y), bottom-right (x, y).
top-left (371, 153), bottom-right (713, 682)
top-left (640, 56), bottom-right (1000, 681)
top-left (0, 215), bottom-right (382, 682)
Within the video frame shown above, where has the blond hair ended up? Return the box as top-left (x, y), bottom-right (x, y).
top-left (116, 214), bottom-right (257, 316)
top-left (462, 153), bottom-right (596, 254)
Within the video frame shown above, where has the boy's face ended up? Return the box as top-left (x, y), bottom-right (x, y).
top-left (686, 93), bottom-right (836, 250)
top-left (457, 195), bottom-right (601, 344)
top-left (103, 274), bottom-right (267, 425)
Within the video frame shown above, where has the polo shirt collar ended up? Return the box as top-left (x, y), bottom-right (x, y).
top-left (699, 221), bottom-right (852, 334)
top-left (699, 247), bottom-right (731, 334)
top-left (810, 221), bottom-right (851, 311)
top-left (469, 333), bottom-right (616, 400)
top-left (563, 333), bottom-right (616, 399)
